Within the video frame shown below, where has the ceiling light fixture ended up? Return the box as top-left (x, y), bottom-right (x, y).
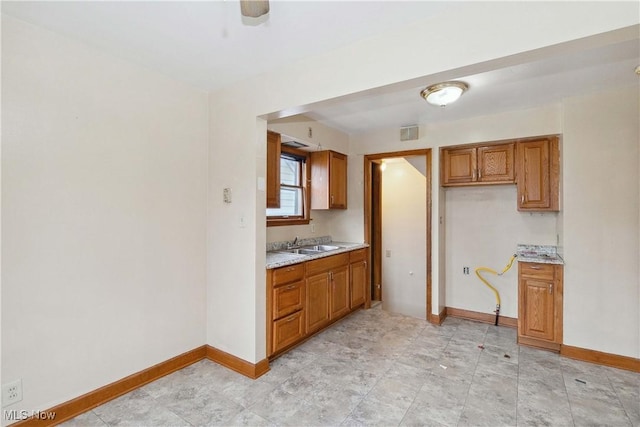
top-left (240, 0), bottom-right (270, 18)
top-left (420, 81), bottom-right (469, 107)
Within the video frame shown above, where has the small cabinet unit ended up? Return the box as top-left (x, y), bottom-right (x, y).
top-left (310, 150), bottom-right (347, 209)
top-left (266, 131), bottom-right (281, 208)
top-left (441, 142), bottom-right (515, 186)
top-left (518, 262), bottom-right (563, 352)
top-left (516, 137), bottom-right (560, 211)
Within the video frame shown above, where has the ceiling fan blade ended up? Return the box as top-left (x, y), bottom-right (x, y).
top-left (240, 0), bottom-right (270, 18)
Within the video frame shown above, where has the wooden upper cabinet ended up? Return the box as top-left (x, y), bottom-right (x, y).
top-left (517, 137), bottom-right (559, 211)
top-left (477, 143), bottom-right (515, 183)
top-left (266, 131), bottom-right (281, 208)
top-left (442, 147), bottom-right (476, 185)
top-left (310, 150), bottom-right (347, 209)
top-left (442, 142), bottom-right (514, 186)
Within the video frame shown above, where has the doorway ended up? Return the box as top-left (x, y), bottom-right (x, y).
top-left (364, 149), bottom-right (433, 321)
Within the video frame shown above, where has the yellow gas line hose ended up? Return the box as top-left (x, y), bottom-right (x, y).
top-left (475, 254), bottom-right (518, 325)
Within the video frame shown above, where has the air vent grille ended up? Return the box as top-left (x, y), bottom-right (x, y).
top-left (400, 126), bottom-right (419, 141)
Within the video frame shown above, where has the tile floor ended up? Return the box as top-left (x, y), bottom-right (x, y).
top-left (63, 305), bottom-right (639, 426)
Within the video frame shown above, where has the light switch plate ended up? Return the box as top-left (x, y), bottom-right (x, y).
top-left (223, 188), bottom-right (232, 204)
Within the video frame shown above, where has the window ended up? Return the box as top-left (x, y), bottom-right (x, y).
top-left (267, 147), bottom-right (310, 226)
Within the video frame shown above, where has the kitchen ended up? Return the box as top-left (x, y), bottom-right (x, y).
top-left (2, 1), bottom-right (638, 424)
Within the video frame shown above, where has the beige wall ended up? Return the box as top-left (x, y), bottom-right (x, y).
top-left (562, 86), bottom-right (639, 357)
top-left (381, 159), bottom-right (427, 319)
top-left (2, 16), bottom-right (208, 417)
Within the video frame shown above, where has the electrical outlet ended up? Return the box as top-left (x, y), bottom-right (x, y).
top-left (386, 250), bottom-right (391, 258)
top-left (463, 266), bottom-right (470, 275)
top-left (2, 379), bottom-right (23, 407)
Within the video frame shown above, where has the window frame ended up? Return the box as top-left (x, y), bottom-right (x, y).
top-left (267, 146), bottom-right (311, 227)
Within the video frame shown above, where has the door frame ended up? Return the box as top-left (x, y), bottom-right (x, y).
top-left (363, 149), bottom-right (435, 323)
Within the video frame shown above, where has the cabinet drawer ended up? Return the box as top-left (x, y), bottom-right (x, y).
top-left (349, 248), bottom-right (367, 263)
top-left (519, 262), bottom-right (555, 280)
top-left (272, 263), bottom-right (304, 286)
top-left (272, 310), bottom-right (305, 353)
top-left (272, 280), bottom-right (304, 320)
top-left (306, 253), bottom-right (349, 276)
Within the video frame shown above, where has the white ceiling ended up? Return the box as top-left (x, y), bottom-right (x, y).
top-left (3, 1), bottom-right (638, 135)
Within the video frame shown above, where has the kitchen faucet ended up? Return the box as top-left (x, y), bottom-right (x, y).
top-left (287, 236), bottom-right (299, 249)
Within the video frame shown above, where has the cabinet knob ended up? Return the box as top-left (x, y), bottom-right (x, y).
top-left (330, 194), bottom-right (334, 204)
top-left (549, 284), bottom-right (553, 294)
top-left (529, 266), bottom-right (541, 270)
top-left (521, 195), bottom-right (525, 204)
top-left (478, 169), bottom-right (482, 179)
top-left (285, 285), bottom-right (296, 290)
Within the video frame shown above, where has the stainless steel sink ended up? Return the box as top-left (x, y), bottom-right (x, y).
top-left (281, 248), bottom-right (322, 255)
top-left (279, 244), bottom-right (341, 255)
top-left (303, 244), bottom-right (340, 252)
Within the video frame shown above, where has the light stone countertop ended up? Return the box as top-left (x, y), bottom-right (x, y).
top-left (516, 244), bottom-right (564, 265)
top-left (266, 241), bottom-right (369, 269)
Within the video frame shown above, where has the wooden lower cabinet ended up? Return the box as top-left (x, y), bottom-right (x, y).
top-left (330, 265), bottom-right (350, 320)
top-left (272, 310), bottom-right (305, 353)
top-left (349, 249), bottom-right (368, 308)
top-left (306, 272), bottom-right (330, 334)
top-left (517, 262), bottom-right (563, 351)
top-left (267, 248), bottom-right (369, 358)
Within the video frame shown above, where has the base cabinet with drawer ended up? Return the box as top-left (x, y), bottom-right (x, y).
top-left (267, 263), bottom-right (306, 356)
top-left (267, 248), bottom-right (369, 358)
top-left (517, 262), bottom-right (563, 352)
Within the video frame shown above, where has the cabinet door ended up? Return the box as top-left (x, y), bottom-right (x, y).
top-left (272, 310), bottom-right (305, 354)
top-left (330, 265), bottom-right (350, 320)
top-left (477, 143), bottom-right (515, 183)
top-left (517, 138), bottom-right (559, 211)
top-left (272, 280), bottom-right (304, 320)
top-left (306, 273), bottom-right (330, 333)
top-left (519, 277), bottom-right (555, 341)
top-left (266, 131), bottom-right (281, 208)
top-left (350, 260), bottom-right (367, 309)
top-left (329, 151), bottom-right (347, 209)
top-left (442, 147), bottom-right (477, 185)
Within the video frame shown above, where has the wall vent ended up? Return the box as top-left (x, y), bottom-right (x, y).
top-left (400, 126), bottom-right (419, 141)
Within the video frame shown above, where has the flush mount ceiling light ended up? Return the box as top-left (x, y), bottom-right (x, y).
top-left (420, 81), bottom-right (469, 107)
top-left (240, 0), bottom-right (270, 18)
